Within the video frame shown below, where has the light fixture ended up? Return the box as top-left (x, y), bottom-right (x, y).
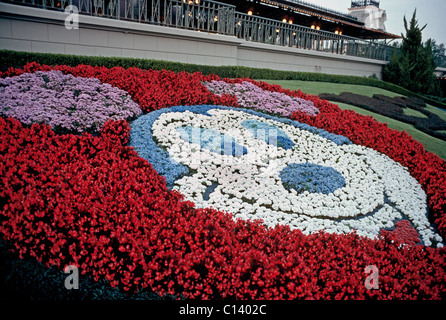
top-left (335, 30), bottom-right (339, 34)
top-left (282, 18), bottom-right (287, 23)
top-left (195, 0), bottom-right (200, 4)
top-left (316, 26), bottom-right (320, 30)
top-left (311, 25), bottom-right (315, 29)
top-left (247, 10), bottom-right (253, 15)
top-left (214, 16), bottom-right (218, 22)
top-left (289, 20), bottom-right (293, 24)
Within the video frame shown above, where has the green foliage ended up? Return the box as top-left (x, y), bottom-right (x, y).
top-left (1, 49), bottom-right (445, 108)
top-left (419, 39), bottom-right (438, 94)
top-left (402, 9), bottom-right (426, 56)
top-left (318, 92), bottom-right (446, 141)
top-left (384, 47), bottom-right (402, 85)
top-left (430, 39), bottom-right (446, 67)
top-left (383, 9), bottom-right (438, 96)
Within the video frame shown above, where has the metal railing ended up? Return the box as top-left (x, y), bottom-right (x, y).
top-left (2, 0), bottom-right (398, 62)
top-left (235, 12), bottom-right (394, 61)
top-left (2, 0), bottom-right (236, 35)
top-left (120, 0), bottom-right (235, 35)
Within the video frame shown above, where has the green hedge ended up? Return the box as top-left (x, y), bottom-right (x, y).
top-left (1, 50), bottom-right (444, 109)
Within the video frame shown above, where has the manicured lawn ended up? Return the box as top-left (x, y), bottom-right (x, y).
top-left (262, 80), bottom-right (446, 160)
top-left (332, 101), bottom-right (446, 160)
top-left (428, 105), bottom-right (446, 121)
top-left (260, 80), bottom-right (402, 97)
top-left (402, 108), bottom-right (428, 119)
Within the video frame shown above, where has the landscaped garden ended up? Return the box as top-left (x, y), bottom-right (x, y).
top-left (1, 61), bottom-right (446, 300)
top-left (265, 79), bottom-right (446, 160)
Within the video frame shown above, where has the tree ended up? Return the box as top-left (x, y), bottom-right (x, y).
top-left (383, 9), bottom-right (437, 95)
top-left (383, 45), bottom-right (401, 85)
top-left (430, 39), bottom-right (446, 68)
top-left (419, 39), bottom-right (437, 94)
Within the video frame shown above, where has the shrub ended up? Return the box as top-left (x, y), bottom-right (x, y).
top-left (318, 92), bottom-right (446, 140)
top-left (1, 49), bottom-right (445, 109)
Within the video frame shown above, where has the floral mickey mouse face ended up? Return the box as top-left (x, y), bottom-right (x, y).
top-left (131, 105), bottom-right (444, 247)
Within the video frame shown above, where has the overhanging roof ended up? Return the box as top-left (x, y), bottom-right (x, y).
top-left (225, 0), bottom-right (401, 39)
top-left (267, 0), bottom-right (401, 39)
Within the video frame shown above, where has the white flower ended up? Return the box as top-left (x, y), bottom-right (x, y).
top-left (154, 108), bottom-right (444, 247)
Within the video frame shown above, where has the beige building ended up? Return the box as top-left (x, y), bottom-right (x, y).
top-left (348, 0), bottom-right (387, 31)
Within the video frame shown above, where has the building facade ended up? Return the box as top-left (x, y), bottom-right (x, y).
top-left (0, 0), bottom-right (425, 79)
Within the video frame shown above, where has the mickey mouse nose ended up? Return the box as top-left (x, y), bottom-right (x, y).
top-left (279, 162), bottom-right (346, 195)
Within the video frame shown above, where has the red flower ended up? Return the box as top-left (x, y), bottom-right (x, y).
top-left (1, 63), bottom-right (445, 299)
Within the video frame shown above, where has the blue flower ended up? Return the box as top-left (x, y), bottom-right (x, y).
top-left (241, 119), bottom-right (294, 150)
top-left (129, 105), bottom-right (351, 189)
top-left (279, 162), bottom-right (345, 195)
top-left (176, 126), bottom-right (248, 157)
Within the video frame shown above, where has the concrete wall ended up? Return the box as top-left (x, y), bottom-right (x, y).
top-left (0, 3), bottom-right (387, 79)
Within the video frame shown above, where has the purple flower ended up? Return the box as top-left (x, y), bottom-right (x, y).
top-left (0, 70), bottom-right (142, 133)
top-left (204, 81), bottom-right (319, 116)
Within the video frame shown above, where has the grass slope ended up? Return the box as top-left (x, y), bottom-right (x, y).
top-left (262, 80), bottom-right (446, 160)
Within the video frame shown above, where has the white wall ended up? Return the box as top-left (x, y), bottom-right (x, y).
top-left (0, 3), bottom-right (386, 79)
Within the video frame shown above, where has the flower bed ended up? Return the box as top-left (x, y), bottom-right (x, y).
top-left (318, 91), bottom-right (446, 141)
top-left (0, 70), bottom-right (142, 134)
top-left (132, 104), bottom-right (441, 246)
top-left (1, 63), bottom-right (446, 300)
top-left (204, 80), bottom-right (319, 117)
top-left (130, 105), bottom-right (348, 187)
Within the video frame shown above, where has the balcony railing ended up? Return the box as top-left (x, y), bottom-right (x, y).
top-left (2, 0), bottom-right (236, 35)
top-left (120, 0), bottom-right (235, 35)
top-left (235, 12), bottom-right (394, 61)
top-left (2, 0), bottom-right (402, 63)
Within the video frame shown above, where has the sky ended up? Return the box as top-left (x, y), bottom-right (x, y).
top-left (306, 0), bottom-right (446, 45)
